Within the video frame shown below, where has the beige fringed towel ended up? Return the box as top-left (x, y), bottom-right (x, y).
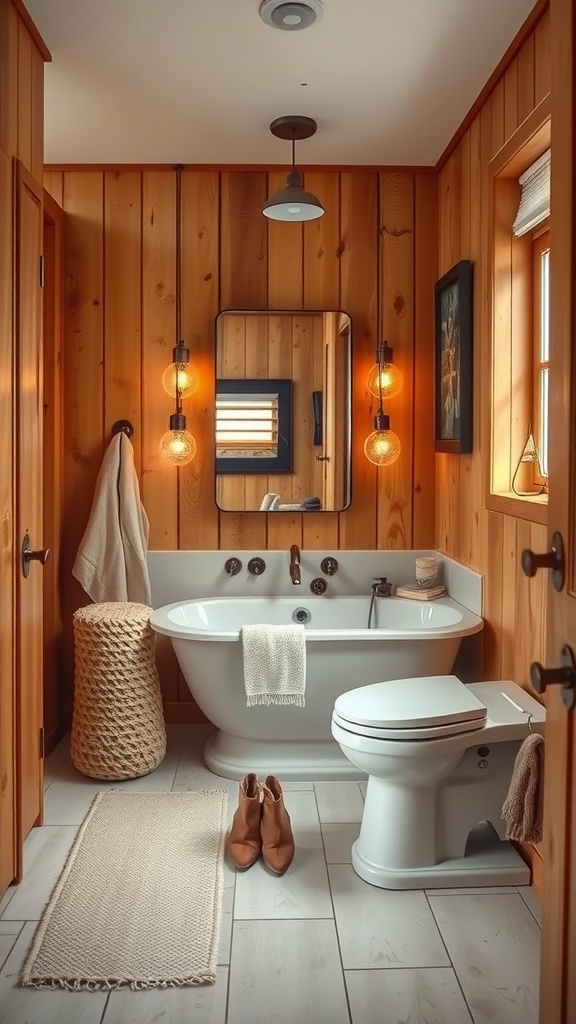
top-left (241, 624), bottom-right (306, 707)
top-left (501, 733), bottom-right (544, 844)
top-left (72, 432), bottom-right (151, 605)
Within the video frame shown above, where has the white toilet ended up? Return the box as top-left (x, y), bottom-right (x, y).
top-left (331, 676), bottom-right (545, 889)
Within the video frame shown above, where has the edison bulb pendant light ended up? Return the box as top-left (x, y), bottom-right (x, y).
top-left (367, 343), bottom-right (403, 400)
top-left (160, 413), bottom-right (197, 466)
top-left (161, 344), bottom-right (198, 400)
top-left (364, 412), bottom-right (401, 466)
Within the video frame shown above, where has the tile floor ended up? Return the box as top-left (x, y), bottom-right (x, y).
top-left (0, 724), bottom-right (542, 1024)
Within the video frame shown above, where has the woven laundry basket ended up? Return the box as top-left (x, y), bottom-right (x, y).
top-left (71, 602), bottom-right (166, 780)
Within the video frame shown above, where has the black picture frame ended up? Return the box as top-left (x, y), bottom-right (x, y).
top-left (215, 378), bottom-right (292, 474)
top-left (434, 259), bottom-right (473, 454)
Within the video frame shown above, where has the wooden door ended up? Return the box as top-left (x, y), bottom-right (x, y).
top-left (0, 148), bottom-right (16, 893)
top-left (538, 0), bottom-right (576, 1019)
top-left (14, 160), bottom-right (44, 857)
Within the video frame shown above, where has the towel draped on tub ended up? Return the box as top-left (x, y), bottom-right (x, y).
top-left (241, 623), bottom-right (306, 707)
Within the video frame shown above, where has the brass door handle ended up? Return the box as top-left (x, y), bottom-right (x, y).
top-left (21, 533), bottom-right (50, 578)
top-left (530, 645), bottom-right (576, 710)
top-left (521, 530), bottom-right (565, 591)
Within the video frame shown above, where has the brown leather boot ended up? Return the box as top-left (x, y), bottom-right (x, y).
top-left (260, 775), bottom-right (295, 875)
top-left (226, 773), bottom-right (263, 870)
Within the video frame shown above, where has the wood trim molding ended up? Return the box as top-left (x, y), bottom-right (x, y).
top-left (486, 492), bottom-right (548, 526)
top-left (435, 0), bottom-right (549, 172)
top-left (490, 96), bottom-right (551, 179)
top-left (9, 0), bottom-right (51, 61)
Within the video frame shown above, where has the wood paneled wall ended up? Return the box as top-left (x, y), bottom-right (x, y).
top-left (435, 8), bottom-right (550, 692)
top-left (43, 167), bottom-right (438, 714)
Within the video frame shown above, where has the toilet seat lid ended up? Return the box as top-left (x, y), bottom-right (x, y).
top-left (334, 675), bottom-right (487, 731)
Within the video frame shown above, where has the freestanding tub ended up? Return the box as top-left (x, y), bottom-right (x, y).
top-left (150, 596), bottom-right (483, 780)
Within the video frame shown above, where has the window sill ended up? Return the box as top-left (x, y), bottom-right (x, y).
top-left (486, 491), bottom-right (548, 526)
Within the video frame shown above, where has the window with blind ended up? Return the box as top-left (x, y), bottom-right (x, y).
top-left (215, 378), bottom-right (292, 474)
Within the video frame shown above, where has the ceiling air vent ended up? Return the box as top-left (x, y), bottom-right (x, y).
top-left (259, 0), bottom-right (324, 31)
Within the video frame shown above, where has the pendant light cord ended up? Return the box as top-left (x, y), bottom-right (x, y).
top-left (376, 184), bottom-right (384, 416)
top-left (174, 163), bottom-right (183, 416)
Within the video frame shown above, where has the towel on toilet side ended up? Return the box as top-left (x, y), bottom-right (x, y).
top-left (241, 624), bottom-right (306, 707)
top-left (501, 733), bottom-right (544, 844)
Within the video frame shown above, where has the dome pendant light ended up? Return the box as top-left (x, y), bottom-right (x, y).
top-left (262, 115), bottom-right (325, 222)
top-left (160, 165), bottom-right (197, 467)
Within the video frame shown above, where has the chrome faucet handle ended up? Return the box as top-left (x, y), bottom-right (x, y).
top-left (372, 576), bottom-right (392, 597)
top-left (225, 557), bottom-right (242, 576)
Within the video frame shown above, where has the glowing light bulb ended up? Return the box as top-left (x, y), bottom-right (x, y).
top-left (364, 412), bottom-right (401, 466)
top-left (160, 416), bottom-right (197, 466)
top-left (161, 362), bottom-right (198, 400)
top-left (367, 359), bottom-right (403, 400)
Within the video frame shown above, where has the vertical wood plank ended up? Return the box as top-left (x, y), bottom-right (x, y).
top-left (140, 171), bottom-right (178, 550)
top-left (339, 172), bottom-right (378, 549)
top-left (302, 171), bottom-right (341, 549)
top-left (61, 171), bottom-right (105, 705)
top-left (483, 511), bottom-right (504, 679)
top-left (0, 0), bottom-right (19, 157)
top-left (534, 8), bottom-right (551, 104)
top-left (491, 78), bottom-right (505, 158)
top-left (30, 41), bottom-right (43, 184)
top-left (16, 17), bottom-right (32, 171)
top-left (43, 171), bottom-right (63, 206)
top-left (503, 58), bottom-right (519, 141)
top-left (517, 34), bottom-right (536, 126)
top-left (378, 171), bottom-right (414, 551)
top-left (413, 173), bottom-right (437, 549)
top-left (219, 172), bottom-right (268, 549)
top-left (179, 170), bottom-right (220, 550)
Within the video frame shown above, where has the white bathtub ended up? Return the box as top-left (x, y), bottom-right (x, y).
top-left (151, 596), bottom-right (483, 780)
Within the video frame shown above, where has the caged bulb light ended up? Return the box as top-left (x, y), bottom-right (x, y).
top-left (364, 412), bottom-right (401, 467)
top-left (161, 345), bottom-right (198, 400)
top-left (367, 343), bottom-right (403, 400)
top-left (159, 414), bottom-right (197, 467)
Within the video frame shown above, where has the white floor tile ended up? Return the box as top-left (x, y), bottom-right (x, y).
top-left (0, 888), bottom-right (16, 917)
top-left (227, 920), bottom-right (350, 1024)
top-left (517, 885), bottom-right (542, 925)
top-left (426, 886), bottom-right (517, 896)
top-left (43, 735), bottom-right (71, 790)
top-left (429, 893), bottom-right (540, 1024)
top-left (345, 967), bottom-right (473, 1024)
top-left (0, 923), bottom-right (107, 1024)
top-left (329, 865), bottom-right (450, 970)
top-left (314, 782), bottom-right (364, 823)
top-left (321, 823), bottom-right (359, 864)
top-left (0, 921), bottom-right (23, 972)
top-left (102, 966), bottom-right (229, 1024)
top-left (1, 827), bottom-right (78, 921)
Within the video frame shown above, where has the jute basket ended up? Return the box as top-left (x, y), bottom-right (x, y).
top-left (71, 602), bottom-right (166, 780)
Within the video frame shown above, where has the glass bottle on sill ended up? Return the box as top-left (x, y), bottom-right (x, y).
top-left (512, 427), bottom-right (546, 496)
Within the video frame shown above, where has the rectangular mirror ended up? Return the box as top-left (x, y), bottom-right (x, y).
top-left (215, 310), bottom-right (351, 512)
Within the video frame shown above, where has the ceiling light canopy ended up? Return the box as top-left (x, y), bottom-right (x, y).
top-left (262, 115), bottom-right (325, 222)
top-left (259, 0), bottom-right (323, 31)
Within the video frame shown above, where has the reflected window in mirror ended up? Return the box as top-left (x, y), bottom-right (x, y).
top-left (215, 310), bottom-right (351, 513)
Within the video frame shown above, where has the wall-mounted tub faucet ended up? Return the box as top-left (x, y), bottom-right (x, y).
top-left (368, 576), bottom-right (393, 628)
top-left (248, 557), bottom-right (266, 576)
top-left (224, 557), bottom-right (242, 576)
top-left (289, 544), bottom-right (301, 585)
top-left (320, 556), bottom-right (338, 576)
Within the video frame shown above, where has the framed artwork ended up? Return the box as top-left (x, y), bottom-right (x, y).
top-left (434, 259), bottom-right (473, 454)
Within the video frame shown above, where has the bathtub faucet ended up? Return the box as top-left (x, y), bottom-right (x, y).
top-left (289, 544), bottom-right (301, 585)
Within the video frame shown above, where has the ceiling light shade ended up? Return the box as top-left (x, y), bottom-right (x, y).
top-left (263, 115), bottom-right (325, 222)
top-left (263, 170), bottom-right (324, 221)
top-left (259, 0), bottom-right (323, 31)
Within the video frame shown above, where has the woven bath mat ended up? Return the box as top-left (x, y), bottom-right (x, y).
top-left (22, 790), bottom-right (228, 990)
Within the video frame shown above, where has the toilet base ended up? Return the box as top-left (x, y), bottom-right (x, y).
top-left (352, 821), bottom-right (530, 890)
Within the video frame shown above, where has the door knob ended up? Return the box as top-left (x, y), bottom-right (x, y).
top-left (530, 645), bottom-right (576, 709)
top-left (21, 532), bottom-right (50, 578)
top-left (521, 530), bottom-right (565, 591)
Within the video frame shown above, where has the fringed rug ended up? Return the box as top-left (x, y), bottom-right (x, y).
top-left (22, 790), bottom-right (228, 990)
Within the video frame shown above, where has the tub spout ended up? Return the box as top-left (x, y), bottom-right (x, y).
top-left (289, 544), bottom-right (301, 585)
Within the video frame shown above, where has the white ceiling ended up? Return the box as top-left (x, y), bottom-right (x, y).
top-left (27, 0), bottom-right (538, 167)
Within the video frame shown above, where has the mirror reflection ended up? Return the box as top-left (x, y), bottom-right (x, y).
top-left (215, 310), bottom-right (351, 512)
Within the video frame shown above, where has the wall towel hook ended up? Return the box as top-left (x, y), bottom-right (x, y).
top-left (111, 419), bottom-right (134, 439)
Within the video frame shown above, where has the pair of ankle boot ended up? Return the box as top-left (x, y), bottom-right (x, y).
top-left (227, 773), bottom-right (295, 875)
